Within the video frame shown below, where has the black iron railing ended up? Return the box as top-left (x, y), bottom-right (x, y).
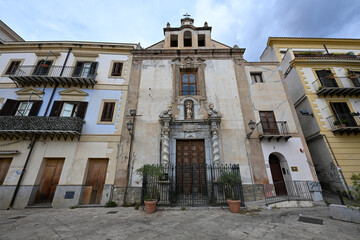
top-left (264, 181), bottom-right (312, 205)
top-left (141, 164), bottom-right (244, 207)
top-left (327, 114), bottom-right (360, 130)
top-left (257, 121), bottom-right (289, 135)
top-left (312, 76), bottom-right (360, 92)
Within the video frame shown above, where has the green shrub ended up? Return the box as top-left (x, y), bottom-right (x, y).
top-left (217, 171), bottom-right (242, 200)
top-left (105, 201), bottom-right (118, 208)
top-left (350, 173), bottom-right (360, 200)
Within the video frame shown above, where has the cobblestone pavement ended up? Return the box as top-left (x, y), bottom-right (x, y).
top-left (0, 206), bottom-right (359, 239)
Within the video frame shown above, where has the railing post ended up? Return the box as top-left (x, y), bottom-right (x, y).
top-left (210, 164), bottom-right (215, 204)
top-left (191, 165), bottom-right (194, 206)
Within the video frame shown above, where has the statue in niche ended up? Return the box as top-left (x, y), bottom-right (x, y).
top-left (185, 100), bottom-right (193, 120)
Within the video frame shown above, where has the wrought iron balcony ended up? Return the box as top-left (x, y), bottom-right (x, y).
top-left (0, 116), bottom-right (84, 140)
top-left (327, 114), bottom-right (360, 135)
top-left (312, 76), bottom-right (360, 97)
top-left (9, 65), bottom-right (97, 88)
top-left (256, 121), bottom-right (292, 142)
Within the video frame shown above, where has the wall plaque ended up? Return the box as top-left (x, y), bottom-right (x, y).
top-left (65, 191), bottom-right (75, 199)
top-left (291, 166), bottom-right (298, 172)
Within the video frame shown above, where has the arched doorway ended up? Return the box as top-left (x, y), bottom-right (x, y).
top-left (269, 154), bottom-right (287, 195)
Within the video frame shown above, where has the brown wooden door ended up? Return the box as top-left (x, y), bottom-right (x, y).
top-left (269, 154), bottom-right (287, 195)
top-left (0, 158), bottom-right (12, 185)
top-left (176, 140), bottom-right (206, 195)
top-left (34, 158), bottom-right (64, 205)
top-left (260, 111), bottom-right (279, 135)
top-left (82, 159), bottom-right (108, 205)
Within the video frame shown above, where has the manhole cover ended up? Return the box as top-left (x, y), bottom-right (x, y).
top-left (298, 216), bottom-right (323, 225)
top-left (107, 211), bottom-right (118, 214)
top-left (8, 216), bottom-right (27, 220)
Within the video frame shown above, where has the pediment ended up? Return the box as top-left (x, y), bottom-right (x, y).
top-left (58, 88), bottom-right (88, 96)
top-left (15, 87), bottom-right (44, 96)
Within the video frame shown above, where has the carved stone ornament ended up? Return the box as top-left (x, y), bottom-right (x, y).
top-left (185, 100), bottom-right (193, 120)
top-left (184, 56), bottom-right (193, 65)
top-left (159, 104), bottom-right (173, 118)
top-left (205, 101), bottom-right (221, 117)
top-left (182, 123), bottom-right (198, 132)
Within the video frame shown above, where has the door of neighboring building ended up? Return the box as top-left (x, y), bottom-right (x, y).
top-left (330, 102), bottom-right (357, 127)
top-left (316, 70), bottom-right (338, 87)
top-left (176, 140), bottom-right (206, 196)
top-left (82, 159), bottom-right (108, 205)
top-left (260, 111), bottom-right (279, 134)
top-left (269, 154), bottom-right (287, 195)
top-left (34, 158), bottom-right (64, 205)
top-left (0, 158), bottom-right (12, 185)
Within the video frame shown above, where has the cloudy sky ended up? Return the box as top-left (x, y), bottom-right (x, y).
top-left (1, 0), bottom-right (359, 61)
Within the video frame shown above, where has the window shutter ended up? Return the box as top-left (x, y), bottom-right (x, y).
top-left (72, 62), bottom-right (84, 77)
top-left (49, 101), bottom-right (64, 117)
top-left (88, 62), bottom-right (98, 78)
top-left (111, 62), bottom-right (123, 76)
top-left (76, 102), bottom-right (88, 119)
top-left (0, 99), bottom-right (19, 116)
top-left (28, 100), bottom-right (43, 116)
top-left (101, 102), bottom-right (115, 121)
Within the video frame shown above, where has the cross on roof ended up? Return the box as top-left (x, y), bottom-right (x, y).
top-left (183, 13), bottom-right (191, 17)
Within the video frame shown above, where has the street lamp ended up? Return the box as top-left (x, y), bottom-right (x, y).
top-left (127, 121), bottom-right (134, 139)
top-left (247, 120), bottom-right (256, 139)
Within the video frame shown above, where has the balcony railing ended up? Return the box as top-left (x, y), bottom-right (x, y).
top-left (256, 121), bottom-right (291, 142)
top-left (0, 116), bottom-right (84, 140)
top-left (9, 65), bottom-right (97, 88)
top-left (326, 114), bottom-right (360, 135)
top-left (312, 76), bottom-right (360, 97)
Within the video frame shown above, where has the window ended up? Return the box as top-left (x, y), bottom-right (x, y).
top-left (315, 70), bottom-right (338, 87)
top-left (50, 101), bottom-right (88, 119)
top-left (259, 111), bottom-right (279, 134)
top-left (184, 31), bottom-right (192, 47)
top-left (15, 102), bottom-right (33, 116)
top-left (170, 35), bottom-right (178, 47)
top-left (0, 99), bottom-right (42, 116)
top-left (33, 60), bottom-right (53, 76)
top-left (347, 70), bottom-right (360, 87)
top-left (72, 61), bottom-right (98, 78)
top-left (100, 102), bottom-right (115, 122)
top-left (181, 72), bottom-right (197, 95)
top-left (5, 61), bottom-right (21, 75)
top-left (111, 62), bottom-right (123, 76)
top-left (198, 34), bottom-right (205, 47)
top-left (330, 102), bottom-right (357, 127)
top-left (250, 73), bottom-right (263, 83)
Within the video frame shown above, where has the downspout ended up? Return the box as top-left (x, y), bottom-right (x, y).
top-left (123, 114), bottom-right (136, 205)
top-left (44, 47), bottom-right (72, 116)
top-left (9, 135), bottom-right (37, 209)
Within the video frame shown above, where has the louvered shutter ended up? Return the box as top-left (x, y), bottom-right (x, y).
top-left (49, 101), bottom-right (64, 116)
top-left (88, 62), bottom-right (98, 78)
top-left (28, 100), bottom-right (43, 116)
top-left (0, 99), bottom-right (19, 116)
top-left (72, 62), bottom-right (84, 77)
top-left (76, 102), bottom-right (88, 119)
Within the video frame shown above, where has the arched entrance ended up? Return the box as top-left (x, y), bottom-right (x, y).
top-left (269, 154), bottom-right (287, 195)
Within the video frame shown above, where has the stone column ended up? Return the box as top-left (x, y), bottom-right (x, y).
top-left (161, 120), bottom-right (171, 165)
top-left (210, 119), bottom-right (221, 165)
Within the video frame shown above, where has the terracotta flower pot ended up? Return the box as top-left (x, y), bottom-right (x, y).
top-left (227, 199), bottom-right (241, 213)
top-left (144, 200), bottom-right (157, 214)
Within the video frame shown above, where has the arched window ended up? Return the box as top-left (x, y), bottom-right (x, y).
top-left (183, 31), bottom-right (192, 47)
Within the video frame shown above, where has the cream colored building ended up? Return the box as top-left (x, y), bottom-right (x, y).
top-left (0, 23), bottom-right (137, 209)
top-left (113, 17), bottom-right (320, 206)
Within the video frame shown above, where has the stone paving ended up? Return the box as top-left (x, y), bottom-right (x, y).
top-left (0, 206), bottom-right (359, 239)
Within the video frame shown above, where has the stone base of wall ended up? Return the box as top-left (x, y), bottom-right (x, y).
top-left (112, 187), bottom-right (142, 205)
top-left (242, 184), bottom-right (265, 202)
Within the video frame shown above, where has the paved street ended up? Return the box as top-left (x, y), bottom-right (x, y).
top-left (0, 205), bottom-right (359, 239)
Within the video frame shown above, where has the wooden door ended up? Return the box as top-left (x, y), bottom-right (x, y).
top-left (269, 154), bottom-right (287, 195)
top-left (331, 102), bottom-right (357, 127)
top-left (260, 111), bottom-right (279, 134)
top-left (82, 159), bottom-right (108, 205)
top-left (176, 140), bottom-right (206, 195)
top-left (0, 158), bottom-right (12, 185)
top-left (34, 158), bottom-right (64, 205)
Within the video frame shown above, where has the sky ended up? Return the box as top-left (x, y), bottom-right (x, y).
top-left (0, 0), bottom-right (359, 61)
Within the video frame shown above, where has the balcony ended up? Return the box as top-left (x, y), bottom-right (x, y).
top-left (9, 65), bottom-right (97, 88)
top-left (0, 116), bottom-right (84, 140)
top-left (257, 121), bottom-right (292, 142)
top-left (312, 76), bottom-right (360, 97)
top-left (327, 114), bottom-right (360, 135)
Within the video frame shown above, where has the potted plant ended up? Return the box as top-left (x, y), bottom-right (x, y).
top-left (327, 73), bottom-right (336, 80)
top-left (334, 119), bottom-right (348, 128)
top-left (217, 171), bottom-right (242, 213)
top-left (351, 112), bottom-right (360, 117)
top-left (136, 164), bottom-right (164, 214)
top-left (348, 72), bottom-right (357, 80)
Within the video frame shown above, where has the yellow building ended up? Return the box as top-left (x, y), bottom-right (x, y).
top-left (261, 37), bottom-right (360, 192)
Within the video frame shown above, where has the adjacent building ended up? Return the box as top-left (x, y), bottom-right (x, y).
top-left (0, 27), bottom-right (137, 209)
top-left (261, 37), bottom-right (360, 192)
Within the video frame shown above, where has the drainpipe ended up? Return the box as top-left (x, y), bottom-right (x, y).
top-left (44, 47), bottom-right (72, 116)
top-left (9, 135), bottom-right (37, 209)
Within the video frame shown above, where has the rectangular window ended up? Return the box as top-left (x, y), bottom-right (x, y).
top-left (5, 61), bottom-right (21, 75)
top-left (315, 69), bottom-right (338, 87)
top-left (72, 61), bottom-right (98, 78)
top-left (250, 73), bottom-right (263, 83)
top-left (111, 62), bottom-right (123, 76)
top-left (198, 34), bottom-right (205, 47)
top-left (0, 99), bottom-right (42, 116)
top-left (15, 102), bottom-right (33, 116)
top-left (348, 70), bottom-right (360, 87)
top-left (330, 102), bottom-right (357, 127)
top-left (170, 35), bottom-right (178, 47)
top-left (259, 111), bottom-right (279, 134)
top-left (50, 101), bottom-right (88, 119)
top-left (61, 102), bottom-right (79, 117)
top-left (33, 60), bottom-right (53, 76)
top-left (100, 102), bottom-right (115, 122)
top-left (181, 72), bottom-right (197, 95)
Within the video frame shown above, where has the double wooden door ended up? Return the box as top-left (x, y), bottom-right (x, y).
top-left (34, 158), bottom-right (64, 205)
top-left (260, 111), bottom-right (279, 134)
top-left (176, 140), bottom-right (206, 195)
top-left (82, 159), bottom-right (108, 205)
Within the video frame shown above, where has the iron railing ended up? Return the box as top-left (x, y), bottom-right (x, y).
top-left (312, 76), bottom-right (360, 92)
top-left (264, 181), bottom-right (312, 205)
top-left (326, 114), bottom-right (360, 130)
top-left (141, 164), bottom-right (244, 207)
top-left (257, 121), bottom-right (289, 135)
